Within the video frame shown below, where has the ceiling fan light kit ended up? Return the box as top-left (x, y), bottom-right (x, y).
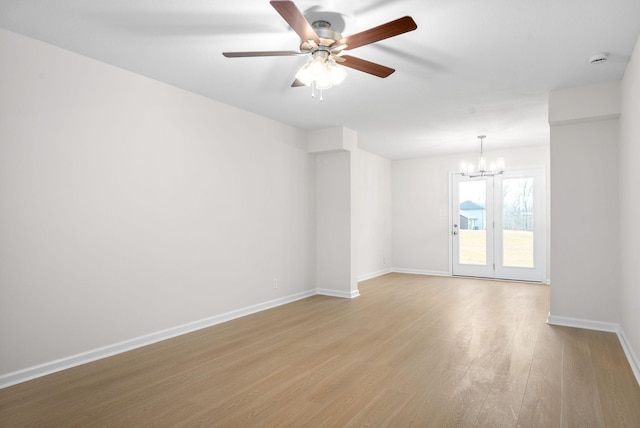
top-left (222, 0), bottom-right (417, 99)
top-left (295, 54), bottom-right (347, 89)
top-left (460, 135), bottom-right (505, 178)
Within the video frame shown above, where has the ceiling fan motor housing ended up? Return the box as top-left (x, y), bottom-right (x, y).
top-left (300, 21), bottom-right (342, 51)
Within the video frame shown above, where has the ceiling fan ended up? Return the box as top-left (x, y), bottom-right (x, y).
top-left (222, 1), bottom-right (417, 93)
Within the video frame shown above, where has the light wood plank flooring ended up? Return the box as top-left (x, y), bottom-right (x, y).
top-left (1, 273), bottom-right (639, 427)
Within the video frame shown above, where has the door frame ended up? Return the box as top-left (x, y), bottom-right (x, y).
top-left (449, 166), bottom-right (546, 282)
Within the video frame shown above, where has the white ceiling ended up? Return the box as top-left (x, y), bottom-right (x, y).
top-left (1, 0), bottom-right (639, 159)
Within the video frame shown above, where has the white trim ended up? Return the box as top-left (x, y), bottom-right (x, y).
top-left (392, 268), bottom-right (450, 277)
top-left (316, 288), bottom-right (360, 299)
top-left (546, 314), bottom-right (619, 332)
top-left (549, 113), bottom-right (621, 127)
top-left (0, 289), bottom-right (316, 390)
top-left (448, 172), bottom-right (454, 277)
top-left (617, 328), bottom-right (640, 386)
top-left (357, 268), bottom-right (392, 282)
top-left (546, 313), bottom-right (640, 386)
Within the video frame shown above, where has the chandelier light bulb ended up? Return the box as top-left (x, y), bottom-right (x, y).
top-left (478, 156), bottom-right (487, 172)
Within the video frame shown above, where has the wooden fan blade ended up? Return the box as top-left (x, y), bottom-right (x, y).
top-left (223, 51), bottom-right (304, 57)
top-left (270, 1), bottom-right (320, 44)
top-left (291, 79), bottom-right (306, 87)
top-left (340, 55), bottom-right (395, 78)
top-left (339, 16), bottom-right (417, 50)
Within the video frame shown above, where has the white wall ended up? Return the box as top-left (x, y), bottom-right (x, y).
top-left (547, 61), bottom-right (640, 381)
top-left (392, 145), bottom-right (550, 276)
top-left (548, 82), bottom-right (621, 324)
top-left (315, 151), bottom-right (354, 296)
top-left (619, 35), bottom-right (640, 373)
top-left (0, 29), bottom-right (315, 377)
top-left (309, 127), bottom-right (359, 298)
top-left (356, 149), bottom-right (392, 279)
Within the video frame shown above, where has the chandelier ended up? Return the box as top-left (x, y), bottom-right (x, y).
top-left (460, 135), bottom-right (505, 177)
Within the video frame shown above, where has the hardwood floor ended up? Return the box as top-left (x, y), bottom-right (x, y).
top-left (1, 273), bottom-right (639, 427)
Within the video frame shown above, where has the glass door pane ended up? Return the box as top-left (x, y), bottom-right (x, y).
top-left (458, 180), bottom-right (487, 265)
top-left (493, 167), bottom-right (546, 282)
top-left (501, 177), bottom-right (534, 268)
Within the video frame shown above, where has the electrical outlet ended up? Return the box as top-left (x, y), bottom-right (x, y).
top-left (383, 256), bottom-right (386, 265)
top-left (273, 278), bottom-right (279, 289)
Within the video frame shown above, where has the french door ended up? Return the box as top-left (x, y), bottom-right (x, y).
top-left (451, 167), bottom-right (545, 282)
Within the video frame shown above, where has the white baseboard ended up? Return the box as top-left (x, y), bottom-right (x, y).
top-left (617, 328), bottom-right (640, 386)
top-left (546, 314), bottom-right (619, 332)
top-left (391, 268), bottom-right (450, 277)
top-left (0, 289), bottom-right (316, 390)
top-left (357, 268), bottom-right (392, 282)
top-left (316, 288), bottom-right (360, 299)
top-left (546, 313), bottom-right (640, 386)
